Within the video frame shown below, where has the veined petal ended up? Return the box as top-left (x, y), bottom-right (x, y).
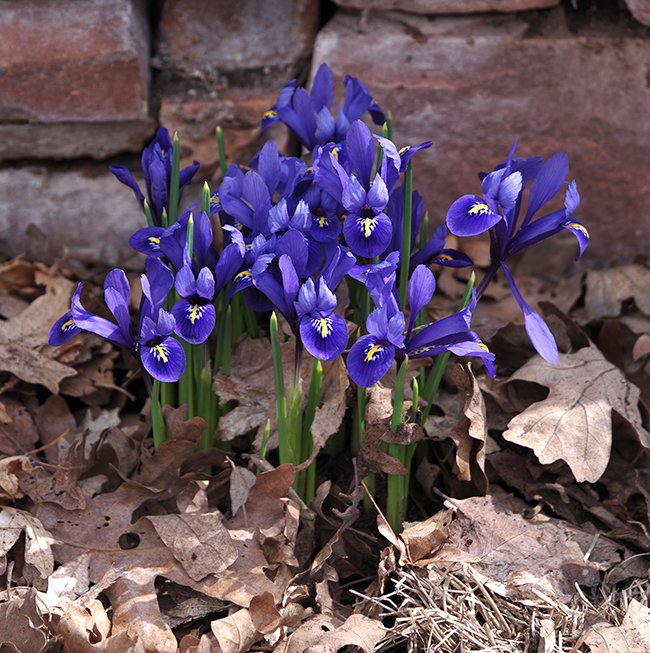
top-left (49, 311), bottom-right (82, 346)
top-left (175, 264), bottom-right (196, 299)
top-left (524, 151), bottom-right (569, 223)
top-left (310, 63), bottom-right (334, 111)
top-left (345, 120), bottom-right (375, 187)
top-left (128, 227), bottom-right (166, 257)
top-left (343, 211), bottom-right (392, 258)
top-left (71, 283), bottom-right (131, 348)
top-left (141, 336), bottom-right (186, 382)
top-left (367, 174), bottom-right (389, 213)
top-left (341, 175), bottom-right (367, 214)
top-left (347, 335), bottom-right (395, 387)
top-left (564, 180), bottom-right (580, 216)
top-left (501, 263), bottom-right (558, 364)
top-left (109, 165), bottom-right (144, 206)
top-left (407, 265), bottom-right (435, 334)
top-left (300, 313), bottom-right (348, 361)
top-left (563, 221), bottom-right (589, 260)
top-left (446, 194), bottom-right (502, 237)
top-left (172, 299), bottom-right (215, 344)
top-left (104, 269), bottom-right (132, 342)
top-left (407, 300), bottom-right (475, 351)
top-left (447, 340), bottom-right (496, 377)
top-left (428, 249), bottom-right (474, 268)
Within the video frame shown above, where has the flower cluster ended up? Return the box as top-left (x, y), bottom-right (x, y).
top-left (49, 64), bottom-right (586, 392)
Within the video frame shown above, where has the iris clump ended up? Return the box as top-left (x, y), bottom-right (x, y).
top-left (49, 64), bottom-right (587, 530)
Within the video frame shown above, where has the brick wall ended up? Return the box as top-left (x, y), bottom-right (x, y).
top-left (0, 0), bottom-right (647, 266)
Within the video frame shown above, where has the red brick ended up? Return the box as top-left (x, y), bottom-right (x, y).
top-left (157, 0), bottom-right (319, 83)
top-left (332, 0), bottom-right (559, 14)
top-left (312, 11), bottom-right (650, 263)
top-left (0, 0), bottom-right (151, 159)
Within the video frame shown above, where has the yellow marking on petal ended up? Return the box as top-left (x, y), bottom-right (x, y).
top-left (316, 318), bottom-right (331, 338)
top-left (61, 319), bottom-right (75, 331)
top-left (154, 345), bottom-right (169, 364)
top-left (305, 166), bottom-right (313, 174)
top-left (318, 216), bottom-right (327, 228)
top-left (263, 110), bottom-right (278, 119)
top-left (189, 304), bottom-right (200, 324)
top-left (410, 346), bottom-right (432, 355)
top-left (435, 254), bottom-right (453, 262)
top-left (478, 343), bottom-right (490, 352)
top-left (364, 344), bottom-right (384, 363)
top-left (468, 203), bottom-right (489, 215)
top-left (398, 146), bottom-right (409, 155)
top-left (148, 236), bottom-right (161, 245)
top-left (234, 270), bottom-right (253, 282)
top-left (567, 222), bottom-right (589, 238)
top-left (331, 147), bottom-right (340, 161)
top-left (363, 217), bottom-right (373, 238)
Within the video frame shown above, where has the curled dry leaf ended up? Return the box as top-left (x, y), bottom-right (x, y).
top-left (584, 599), bottom-right (650, 653)
top-left (431, 492), bottom-right (601, 603)
top-left (585, 264), bottom-right (650, 319)
top-left (275, 613), bottom-right (385, 653)
top-left (502, 344), bottom-right (650, 483)
top-left (0, 588), bottom-right (49, 653)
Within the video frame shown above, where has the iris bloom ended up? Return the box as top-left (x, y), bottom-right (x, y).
top-left (446, 146), bottom-right (589, 364)
top-left (49, 259), bottom-right (185, 383)
top-left (295, 277), bottom-right (348, 361)
top-left (262, 63), bottom-right (385, 151)
top-left (347, 265), bottom-right (495, 387)
top-left (109, 128), bottom-right (199, 227)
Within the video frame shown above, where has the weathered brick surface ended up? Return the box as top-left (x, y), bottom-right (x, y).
top-left (0, 0), bottom-right (152, 160)
top-left (313, 11), bottom-right (650, 263)
top-left (157, 0), bottom-right (318, 174)
top-left (0, 166), bottom-right (144, 269)
top-left (625, 0), bottom-right (650, 25)
top-left (157, 0), bottom-right (319, 82)
top-left (332, 0), bottom-right (558, 14)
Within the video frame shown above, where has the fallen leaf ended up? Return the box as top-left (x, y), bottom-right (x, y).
top-left (502, 344), bottom-right (650, 482)
top-left (584, 599), bottom-right (650, 652)
top-left (229, 464), bottom-right (257, 519)
top-left (431, 492), bottom-right (601, 603)
top-left (585, 264), bottom-right (650, 319)
top-left (0, 588), bottom-right (49, 652)
top-left (0, 396), bottom-right (39, 456)
top-left (275, 613), bottom-right (385, 653)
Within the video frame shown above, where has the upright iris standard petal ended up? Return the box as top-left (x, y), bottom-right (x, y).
top-left (343, 211), bottom-right (392, 258)
top-left (501, 263), bottom-right (558, 364)
top-left (523, 151), bottom-right (569, 224)
top-left (172, 299), bottom-right (216, 344)
top-left (300, 313), bottom-right (348, 361)
top-left (407, 265), bottom-right (435, 334)
top-left (347, 335), bottom-right (395, 387)
top-left (49, 311), bottom-right (82, 345)
top-left (140, 336), bottom-right (186, 382)
top-left (446, 194), bottom-right (502, 237)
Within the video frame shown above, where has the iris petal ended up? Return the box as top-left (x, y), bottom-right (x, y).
top-left (343, 211), bottom-right (392, 258)
top-left (347, 335), bottom-right (395, 387)
top-left (172, 299), bottom-right (215, 344)
top-left (300, 313), bottom-right (348, 361)
top-left (141, 336), bottom-right (186, 382)
top-left (446, 194), bottom-right (502, 237)
top-left (48, 311), bottom-right (82, 346)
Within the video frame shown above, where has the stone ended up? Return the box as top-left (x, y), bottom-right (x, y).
top-left (332, 0), bottom-right (558, 14)
top-left (0, 0), bottom-right (151, 160)
top-left (0, 165), bottom-right (146, 269)
top-left (157, 0), bottom-right (319, 85)
top-left (312, 10), bottom-right (650, 263)
top-left (625, 0), bottom-right (650, 25)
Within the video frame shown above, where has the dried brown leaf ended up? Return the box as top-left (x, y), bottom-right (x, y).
top-left (0, 396), bottom-right (38, 456)
top-left (432, 492), bottom-right (601, 602)
top-left (585, 264), bottom-right (650, 319)
top-left (502, 344), bottom-right (650, 482)
top-left (211, 608), bottom-right (258, 653)
top-left (275, 613), bottom-right (385, 653)
top-left (401, 509), bottom-right (453, 565)
top-left (229, 465), bottom-right (257, 519)
top-left (0, 588), bottom-right (49, 653)
top-left (584, 599), bottom-right (650, 652)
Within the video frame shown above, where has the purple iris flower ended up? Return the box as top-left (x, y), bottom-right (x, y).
top-left (109, 128), bottom-right (199, 227)
top-left (295, 277), bottom-right (348, 361)
top-left (446, 146), bottom-right (589, 364)
top-left (49, 259), bottom-right (185, 383)
top-left (261, 63), bottom-right (385, 151)
top-left (346, 265), bottom-right (495, 387)
top-left (172, 256), bottom-right (216, 345)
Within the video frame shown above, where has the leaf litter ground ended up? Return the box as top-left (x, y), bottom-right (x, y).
top-left (1, 246), bottom-right (649, 652)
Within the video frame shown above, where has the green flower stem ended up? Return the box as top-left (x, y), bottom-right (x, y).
top-left (152, 379), bottom-right (166, 448)
top-left (387, 356), bottom-right (411, 531)
top-left (298, 358), bottom-right (322, 504)
top-left (168, 132), bottom-right (181, 224)
top-left (420, 271), bottom-right (475, 424)
top-left (287, 377), bottom-right (304, 495)
top-left (216, 126), bottom-right (228, 177)
top-left (198, 363), bottom-right (213, 449)
top-left (270, 312), bottom-right (290, 465)
top-left (257, 419), bottom-right (271, 474)
top-left (242, 300), bottom-right (259, 338)
top-left (231, 293), bottom-right (244, 343)
top-left (398, 162), bottom-right (413, 309)
top-left (144, 200), bottom-right (154, 228)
